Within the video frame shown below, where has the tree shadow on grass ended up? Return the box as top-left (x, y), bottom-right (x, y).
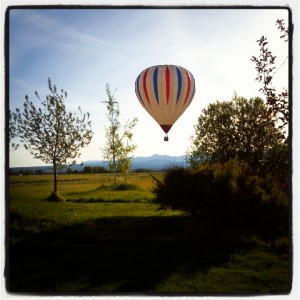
top-left (64, 183), bottom-right (152, 203)
top-left (7, 214), bottom-right (257, 295)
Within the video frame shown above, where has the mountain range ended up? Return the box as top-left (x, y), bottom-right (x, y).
top-left (10, 154), bottom-right (188, 173)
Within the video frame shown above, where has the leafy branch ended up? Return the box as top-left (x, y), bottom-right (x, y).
top-left (250, 19), bottom-right (289, 133)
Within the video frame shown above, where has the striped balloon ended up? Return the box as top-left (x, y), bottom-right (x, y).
top-left (135, 65), bottom-right (196, 141)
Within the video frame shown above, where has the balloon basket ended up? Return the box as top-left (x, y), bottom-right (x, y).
top-left (164, 134), bottom-right (169, 142)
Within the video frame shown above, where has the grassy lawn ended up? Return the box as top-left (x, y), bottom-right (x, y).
top-left (7, 173), bottom-right (291, 295)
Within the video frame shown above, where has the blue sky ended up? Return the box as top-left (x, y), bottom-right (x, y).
top-left (8, 7), bottom-right (289, 167)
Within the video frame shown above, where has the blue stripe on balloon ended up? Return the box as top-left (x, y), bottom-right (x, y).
top-left (136, 75), bottom-right (144, 106)
top-left (176, 67), bottom-right (182, 104)
top-left (190, 74), bottom-right (196, 103)
top-left (153, 67), bottom-right (159, 104)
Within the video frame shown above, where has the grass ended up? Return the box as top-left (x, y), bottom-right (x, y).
top-left (155, 241), bottom-right (289, 293)
top-left (7, 173), bottom-right (291, 295)
top-left (9, 173), bottom-right (156, 204)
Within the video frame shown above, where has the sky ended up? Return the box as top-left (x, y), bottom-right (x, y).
top-left (7, 7), bottom-right (289, 167)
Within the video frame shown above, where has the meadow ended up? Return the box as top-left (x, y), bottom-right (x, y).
top-left (7, 173), bottom-right (291, 295)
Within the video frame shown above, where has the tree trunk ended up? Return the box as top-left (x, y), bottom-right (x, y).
top-left (113, 166), bottom-right (117, 185)
top-left (113, 155), bottom-right (117, 184)
top-left (53, 160), bottom-right (57, 193)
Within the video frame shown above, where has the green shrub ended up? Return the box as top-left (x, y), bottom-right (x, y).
top-left (112, 183), bottom-right (140, 191)
top-left (260, 144), bottom-right (289, 193)
top-left (153, 159), bottom-right (288, 240)
top-left (46, 191), bottom-right (65, 202)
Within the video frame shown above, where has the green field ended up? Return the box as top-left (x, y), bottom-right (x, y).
top-left (7, 173), bottom-right (291, 294)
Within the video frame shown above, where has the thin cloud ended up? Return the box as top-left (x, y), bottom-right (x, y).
top-left (10, 9), bottom-right (112, 61)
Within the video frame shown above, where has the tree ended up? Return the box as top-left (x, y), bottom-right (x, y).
top-left (102, 83), bottom-right (138, 184)
top-left (83, 166), bottom-right (92, 174)
top-left (91, 166), bottom-right (107, 173)
top-left (117, 118), bottom-right (138, 182)
top-left (8, 110), bottom-right (19, 151)
top-left (251, 19), bottom-right (289, 134)
top-left (186, 94), bottom-right (285, 173)
top-left (66, 167), bottom-right (73, 174)
top-left (14, 78), bottom-right (93, 201)
top-left (35, 169), bottom-right (44, 175)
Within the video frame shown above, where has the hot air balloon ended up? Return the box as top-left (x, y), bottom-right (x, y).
top-left (135, 64), bottom-right (196, 141)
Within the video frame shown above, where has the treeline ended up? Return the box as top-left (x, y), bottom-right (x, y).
top-left (79, 166), bottom-right (108, 174)
top-left (9, 169), bottom-right (43, 175)
top-left (9, 166), bottom-right (156, 175)
top-left (9, 166), bottom-right (108, 175)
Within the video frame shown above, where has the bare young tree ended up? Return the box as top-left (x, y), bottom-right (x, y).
top-left (14, 78), bottom-right (94, 201)
top-left (102, 83), bottom-right (138, 184)
top-left (117, 118), bottom-right (138, 183)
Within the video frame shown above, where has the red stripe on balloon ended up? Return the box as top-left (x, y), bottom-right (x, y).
top-left (165, 66), bottom-right (170, 104)
top-left (184, 70), bottom-right (191, 104)
top-left (143, 69), bottom-right (150, 104)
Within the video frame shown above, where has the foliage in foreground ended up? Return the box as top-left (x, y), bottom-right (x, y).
top-left (153, 159), bottom-right (288, 240)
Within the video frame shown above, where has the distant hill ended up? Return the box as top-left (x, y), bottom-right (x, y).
top-left (9, 154), bottom-right (189, 174)
top-left (81, 154), bottom-right (188, 171)
top-left (131, 154), bottom-right (187, 170)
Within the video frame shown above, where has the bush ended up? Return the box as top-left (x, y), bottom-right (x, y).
top-left (153, 159), bottom-right (288, 240)
top-left (112, 183), bottom-right (139, 191)
top-left (260, 143), bottom-right (289, 194)
top-left (46, 191), bottom-right (65, 202)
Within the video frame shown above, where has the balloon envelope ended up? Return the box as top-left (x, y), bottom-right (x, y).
top-left (135, 65), bottom-right (196, 139)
